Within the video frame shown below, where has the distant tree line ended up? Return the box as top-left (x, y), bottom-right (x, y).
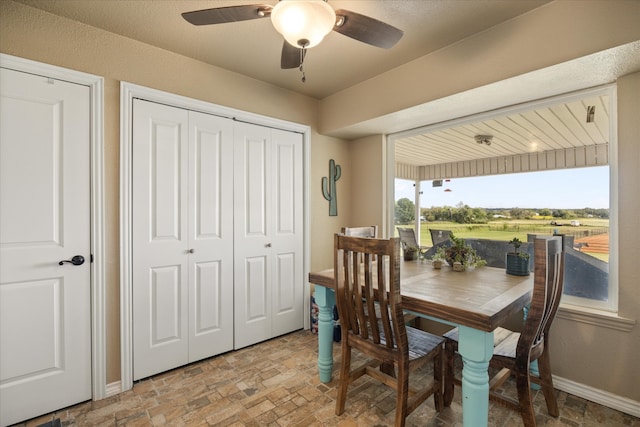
top-left (395, 198), bottom-right (609, 225)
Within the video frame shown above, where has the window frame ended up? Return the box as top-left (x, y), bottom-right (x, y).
top-left (388, 85), bottom-right (618, 314)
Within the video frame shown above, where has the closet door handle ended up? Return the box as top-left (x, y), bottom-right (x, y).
top-left (188, 248), bottom-right (195, 254)
top-left (265, 243), bottom-right (272, 248)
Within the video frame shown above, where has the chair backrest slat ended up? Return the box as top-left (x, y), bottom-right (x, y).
top-left (543, 242), bottom-right (565, 337)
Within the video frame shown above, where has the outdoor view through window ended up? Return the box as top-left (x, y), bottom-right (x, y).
top-left (395, 165), bottom-right (610, 307)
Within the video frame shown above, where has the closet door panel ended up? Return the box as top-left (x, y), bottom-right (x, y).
top-left (188, 111), bottom-right (234, 361)
top-left (271, 129), bottom-right (304, 336)
top-left (150, 266), bottom-right (182, 343)
top-left (191, 260), bottom-right (225, 346)
top-left (234, 122), bottom-right (272, 348)
top-left (133, 100), bottom-right (189, 380)
top-left (245, 256), bottom-right (269, 319)
top-left (245, 139), bottom-right (267, 236)
top-left (274, 252), bottom-right (296, 312)
top-left (152, 128), bottom-right (183, 239)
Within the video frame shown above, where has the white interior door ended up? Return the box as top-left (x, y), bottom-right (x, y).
top-left (132, 100), bottom-right (233, 380)
top-left (234, 123), bottom-right (303, 349)
top-left (0, 68), bottom-right (91, 426)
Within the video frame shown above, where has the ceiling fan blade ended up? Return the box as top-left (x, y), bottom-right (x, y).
top-left (182, 4), bottom-right (272, 26)
top-left (281, 41), bottom-right (303, 69)
top-left (333, 9), bottom-right (403, 49)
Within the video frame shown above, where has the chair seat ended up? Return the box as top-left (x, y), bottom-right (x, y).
top-left (381, 326), bottom-right (444, 361)
top-left (493, 331), bottom-right (520, 359)
top-left (443, 326), bottom-right (513, 348)
top-left (407, 327), bottom-right (445, 360)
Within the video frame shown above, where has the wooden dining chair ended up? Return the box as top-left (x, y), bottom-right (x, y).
top-left (442, 236), bottom-right (565, 427)
top-left (334, 234), bottom-right (443, 427)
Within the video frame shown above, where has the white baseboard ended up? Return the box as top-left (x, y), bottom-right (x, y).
top-left (105, 381), bottom-right (122, 398)
top-left (553, 375), bottom-right (640, 418)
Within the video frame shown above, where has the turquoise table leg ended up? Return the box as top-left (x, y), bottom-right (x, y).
top-left (314, 285), bottom-right (335, 383)
top-left (458, 326), bottom-right (494, 427)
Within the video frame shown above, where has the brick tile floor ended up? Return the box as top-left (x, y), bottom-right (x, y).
top-left (15, 330), bottom-right (639, 427)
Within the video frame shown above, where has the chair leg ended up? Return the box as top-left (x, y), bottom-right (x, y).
top-left (515, 371), bottom-right (536, 427)
top-left (433, 348), bottom-right (444, 412)
top-left (394, 361), bottom-right (410, 427)
top-left (443, 339), bottom-right (456, 407)
top-left (335, 342), bottom-right (352, 416)
top-left (537, 350), bottom-right (559, 417)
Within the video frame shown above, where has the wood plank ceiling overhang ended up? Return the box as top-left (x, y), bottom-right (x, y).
top-left (394, 93), bottom-right (610, 182)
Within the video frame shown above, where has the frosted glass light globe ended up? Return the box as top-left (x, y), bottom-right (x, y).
top-left (271, 0), bottom-right (336, 48)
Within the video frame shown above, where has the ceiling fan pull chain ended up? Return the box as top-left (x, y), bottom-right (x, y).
top-left (300, 65), bottom-right (306, 83)
top-left (299, 48), bottom-right (307, 83)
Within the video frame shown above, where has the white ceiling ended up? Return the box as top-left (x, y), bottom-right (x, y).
top-left (15, 0), bottom-right (550, 100)
top-left (14, 0), bottom-right (640, 168)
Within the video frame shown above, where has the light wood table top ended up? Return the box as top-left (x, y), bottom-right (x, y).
top-left (309, 261), bottom-right (533, 331)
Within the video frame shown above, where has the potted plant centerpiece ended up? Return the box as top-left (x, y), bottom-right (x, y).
top-left (443, 233), bottom-right (486, 271)
top-left (431, 246), bottom-right (446, 269)
top-left (506, 237), bottom-right (530, 276)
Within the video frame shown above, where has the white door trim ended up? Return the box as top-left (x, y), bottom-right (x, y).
top-left (119, 81), bottom-right (311, 391)
top-left (0, 53), bottom-right (106, 400)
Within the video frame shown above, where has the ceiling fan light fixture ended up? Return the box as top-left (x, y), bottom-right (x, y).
top-left (271, 0), bottom-right (336, 48)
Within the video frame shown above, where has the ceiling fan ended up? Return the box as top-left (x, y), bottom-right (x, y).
top-left (182, 0), bottom-right (403, 81)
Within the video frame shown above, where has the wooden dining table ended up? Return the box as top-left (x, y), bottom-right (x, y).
top-left (308, 260), bottom-right (533, 427)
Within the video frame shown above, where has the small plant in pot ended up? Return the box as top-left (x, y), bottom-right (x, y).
top-left (403, 245), bottom-right (419, 261)
top-left (431, 247), bottom-right (446, 269)
top-left (506, 237), bottom-right (530, 276)
top-left (444, 233), bottom-right (486, 271)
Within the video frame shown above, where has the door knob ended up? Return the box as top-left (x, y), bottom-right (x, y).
top-left (59, 255), bottom-right (85, 266)
top-left (265, 243), bottom-right (272, 248)
top-left (188, 248), bottom-right (195, 254)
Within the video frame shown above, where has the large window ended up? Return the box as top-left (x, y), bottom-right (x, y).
top-left (395, 165), bottom-right (613, 310)
top-left (391, 86), bottom-right (617, 313)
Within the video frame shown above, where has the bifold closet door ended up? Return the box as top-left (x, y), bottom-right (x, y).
top-left (132, 100), bottom-right (233, 380)
top-left (233, 122), bottom-right (304, 349)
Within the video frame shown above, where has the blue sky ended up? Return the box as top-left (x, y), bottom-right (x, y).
top-left (395, 166), bottom-right (609, 209)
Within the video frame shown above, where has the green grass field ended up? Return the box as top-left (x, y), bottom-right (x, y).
top-left (396, 218), bottom-right (610, 262)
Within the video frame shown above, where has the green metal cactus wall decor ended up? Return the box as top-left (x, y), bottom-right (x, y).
top-left (321, 159), bottom-right (341, 216)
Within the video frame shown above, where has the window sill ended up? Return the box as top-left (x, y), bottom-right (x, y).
top-left (558, 304), bottom-right (636, 332)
